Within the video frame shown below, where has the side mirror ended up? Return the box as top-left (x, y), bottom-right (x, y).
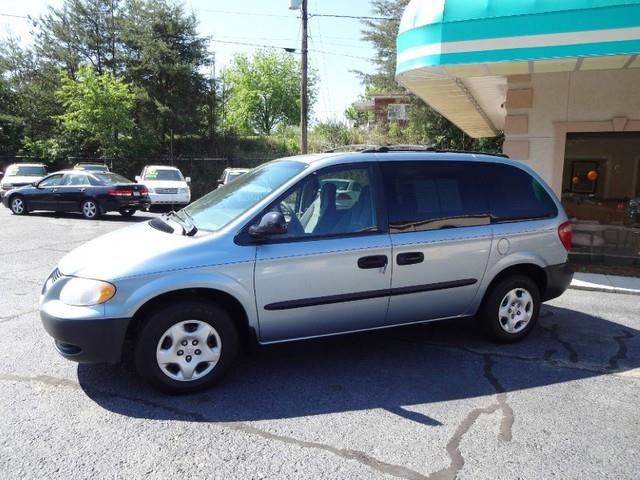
top-left (248, 212), bottom-right (287, 238)
top-left (135, 176), bottom-right (141, 182)
top-left (185, 176), bottom-right (191, 183)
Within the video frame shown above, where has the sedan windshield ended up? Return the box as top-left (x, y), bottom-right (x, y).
top-left (93, 173), bottom-right (133, 184)
top-left (144, 168), bottom-right (184, 181)
top-left (183, 160), bottom-right (306, 232)
top-left (6, 165), bottom-right (46, 177)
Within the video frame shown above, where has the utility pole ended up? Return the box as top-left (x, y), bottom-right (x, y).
top-left (300, 0), bottom-right (308, 154)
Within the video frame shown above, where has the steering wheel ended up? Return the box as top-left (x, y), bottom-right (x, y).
top-left (277, 202), bottom-right (304, 236)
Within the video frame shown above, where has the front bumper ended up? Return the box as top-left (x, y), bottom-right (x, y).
top-left (41, 310), bottom-right (130, 364)
top-left (543, 262), bottom-right (574, 301)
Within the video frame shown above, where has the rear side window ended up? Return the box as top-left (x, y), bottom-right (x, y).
top-left (381, 161), bottom-right (490, 232)
top-left (485, 163), bottom-right (557, 222)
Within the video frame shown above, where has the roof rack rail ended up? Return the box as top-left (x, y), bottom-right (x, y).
top-left (323, 144), bottom-right (509, 158)
top-left (324, 144), bottom-right (381, 153)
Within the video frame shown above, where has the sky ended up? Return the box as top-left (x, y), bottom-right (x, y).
top-left (1, 0), bottom-right (380, 123)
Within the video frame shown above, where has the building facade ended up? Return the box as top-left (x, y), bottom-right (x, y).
top-left (396, 0), bottom-right (640, 271)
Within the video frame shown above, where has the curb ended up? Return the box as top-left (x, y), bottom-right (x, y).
top-left (568, 284), bottom-right (640, 297)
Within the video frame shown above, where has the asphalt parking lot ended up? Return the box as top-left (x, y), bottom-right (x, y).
top-left (0, 206), bottom-right (639, 479)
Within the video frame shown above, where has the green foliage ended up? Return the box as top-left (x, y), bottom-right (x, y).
top-left (56, 65), bottom-right (134, 157)
top-left (222, 50), bottom-right (317, 135)
top-left (121, 0), bottom-right (208, 147)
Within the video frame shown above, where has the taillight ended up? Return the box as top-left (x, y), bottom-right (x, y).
top-left (139, 186), bottom-right (148, 195)
top-left (558, 221), bottom-right (572, 252)
top-left (337, 192), bottom-right (351, 200)
top-left (107, 189), bottom-right (133, 196)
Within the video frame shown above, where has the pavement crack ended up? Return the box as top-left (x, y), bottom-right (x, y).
top-left (425, 354), bottom-right (513, 480)
top-left (608, 330), bottom-right (634, 371)
top-left (539, 323), bottom-right (579, 363)
top-left (0, 309), bottom-right (39, 324)
top-left (0, 373), bottom-right (427, 480)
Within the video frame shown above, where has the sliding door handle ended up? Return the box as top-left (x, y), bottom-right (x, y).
top-left (397, 252), bottom-right (424, 266)
top-left (358, 255), bottom-right (388, 269)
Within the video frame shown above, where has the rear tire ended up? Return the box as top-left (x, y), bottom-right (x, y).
top-left (119, 208), bottom-right (136, 217)
top-left (9, 195), bottom-right (28, 215)
top-left (135, 300), bottom-right (240, 394)
top-left (479, 275), bottom-right (540, 342)
top-left (81, 199), bottom-right (100, 220)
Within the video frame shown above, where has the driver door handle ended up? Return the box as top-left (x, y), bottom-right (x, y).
top-left (358, 255), bottom-right (388, 269)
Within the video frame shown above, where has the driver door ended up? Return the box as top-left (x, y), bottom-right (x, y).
top-left (253, 163), bottom-right (393, 343)
top-left (31, 173), bottom-right (64, 210)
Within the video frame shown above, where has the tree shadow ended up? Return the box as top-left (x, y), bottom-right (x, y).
top-left (77, 305), bottom-right (638, 426)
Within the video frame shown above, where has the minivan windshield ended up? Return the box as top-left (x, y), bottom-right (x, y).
top-left (183, 160), bottom-right (306, 232)
top-left (6, 165), bottom-right (46, 177)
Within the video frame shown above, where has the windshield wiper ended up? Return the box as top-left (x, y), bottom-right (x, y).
top-left (165, 210), bottom-right (198, 236)
top-left (179, 210), bottom-right (198, 236)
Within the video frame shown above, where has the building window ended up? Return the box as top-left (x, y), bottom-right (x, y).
top-left (387, 104), bottom-right (408, 121)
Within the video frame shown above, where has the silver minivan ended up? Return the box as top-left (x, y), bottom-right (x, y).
top-left (41, 150), bottom-right (574, 393)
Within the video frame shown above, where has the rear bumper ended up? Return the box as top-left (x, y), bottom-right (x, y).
top-left (99, 197), bottom-right (151, 212)
top-left (41, 310), bottom-right (130, 364)
top-left (543, 262), bottom-right (574, 301)
top-left (148, 192), bottom-right (190, 205)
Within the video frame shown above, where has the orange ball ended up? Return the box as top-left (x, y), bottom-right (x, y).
top-left (587, 170), bottom-right (599, 181)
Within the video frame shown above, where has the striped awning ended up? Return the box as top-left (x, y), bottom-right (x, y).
top-left (396, 0), bottom-right (640, 137)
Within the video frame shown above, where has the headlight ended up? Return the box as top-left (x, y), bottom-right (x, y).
top-left (178, 188), bottom-right (188, 194)
top-left (59, 278), bottom-right (116, 306)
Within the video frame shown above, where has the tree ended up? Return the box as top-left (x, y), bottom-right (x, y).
top-left (56, 65), bottom-right (134, 157)
top-left (121, 0), bottom-right (208, 150)
top-left (34, 0), bottom-right (123, 76)
top-left (359, 0), bottom-right (409, 92)
top-left (222, 50), bottom-right (317, 135)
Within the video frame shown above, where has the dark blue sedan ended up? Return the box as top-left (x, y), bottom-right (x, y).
top-left (2, 170), bottom-right (150, 219)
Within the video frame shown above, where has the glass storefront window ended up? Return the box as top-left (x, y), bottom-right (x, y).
top-left (562, 132), bottom-right (640, 276)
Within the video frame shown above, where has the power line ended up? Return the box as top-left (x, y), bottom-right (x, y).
top-left (208, 38), bottom-right (371, 61)
top-left (196, 8), bottom-right (295, 19)
top-left (310, 13), bottom-right (398, 21)
top-left (0, 13), bottom-right (29, 19)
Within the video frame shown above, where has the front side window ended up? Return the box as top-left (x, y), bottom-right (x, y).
top-left (62, 174), bottom-right (90, 186)
top-left (382, 161), bottom-right (489, 232)
top-left (184, 160), bottom-right (306, 232)
top-left (266, 164), bottom-right (378, 239)
top-left (38, 174), bottom-right (64, 188)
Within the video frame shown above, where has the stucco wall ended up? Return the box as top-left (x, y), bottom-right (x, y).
top-left (503, 68), bottom-right (640, 193)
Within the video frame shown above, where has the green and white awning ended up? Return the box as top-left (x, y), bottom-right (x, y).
top-left (396, 0), bottom-right (640, 137)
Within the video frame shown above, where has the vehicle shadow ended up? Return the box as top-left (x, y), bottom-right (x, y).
top-left (77, 305), bottom-right (638, 425)
top-left (28, 211), bottom-right (156, 223)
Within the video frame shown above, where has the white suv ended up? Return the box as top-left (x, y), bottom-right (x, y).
top-left (136, 165), bottom-right (191, 207)
top-left (0, 163), bottom-right (47, 199)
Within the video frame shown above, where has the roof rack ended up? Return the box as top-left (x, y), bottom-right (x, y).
top-left (323, 144), bottom-right (509, 158)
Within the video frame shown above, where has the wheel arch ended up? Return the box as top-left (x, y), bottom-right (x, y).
top-left (126, 287), bottom-right (254, 346)
top-left (481, 263), bottom-right (547, 308)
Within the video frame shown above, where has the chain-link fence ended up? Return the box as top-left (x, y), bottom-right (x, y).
top-left (0, 155), bottom-right (279, 201)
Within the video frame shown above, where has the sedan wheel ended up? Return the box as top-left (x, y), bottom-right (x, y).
top-left (10, 196), bottom-right (27, 215)
top-left (81, 199), bottom-right (100, 220)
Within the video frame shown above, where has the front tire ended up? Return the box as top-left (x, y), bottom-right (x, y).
top-left (9, 195), bottom-right (28, 215)
top-left (81, 199), bottom-right (100, 220)
top-left (135, 300), bottom-right (240, 393)
top-left (479, 275), bottom-right (540, 342)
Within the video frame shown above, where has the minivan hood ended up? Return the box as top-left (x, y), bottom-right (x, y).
top-left (58, 221), bottom-right (208, 281)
